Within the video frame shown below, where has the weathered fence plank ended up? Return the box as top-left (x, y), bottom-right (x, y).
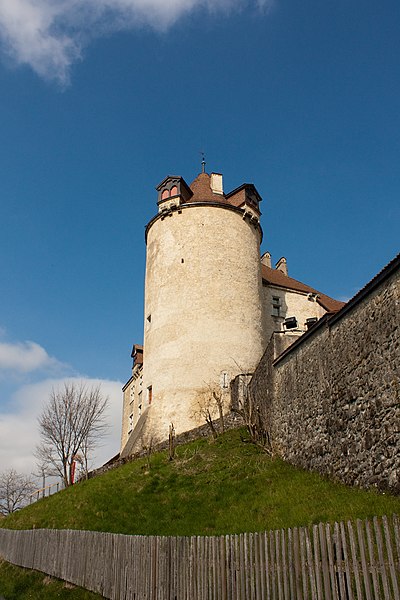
top-left (281, 528), bottom-right (289, 600)
top-left (305, 527), bottom-right (317, 600)
top-left (313, 524), bottom-right (323, 600)
top-left (383, 515), bottom-right (400, 600)
top-left (275, 529), bottom-right (283, 600)
top-left (1, 515), bottom-right (400, 599)
top-left (293, 527), bottom-right (303, 600)
top-left (287, 527), bottom-right (295, 600)
top-left (264, 530), bottom-right (271, 600)
top-left (319, 522), bottom-right (332, 600)
top-left (340, 519), bottom-right (354, 600)
top-left (348, 521), bottom-right (363, 599)
top-left (393, 514), bottom-right (400, 572)
top-left (365, 519), bottom-right (380, 600)
top-left (333, 522), bottom-right (346, 600)
top-left (356, 519), bottom-right (372, 600)
top-left (374, 515), bottom-right (392, 600)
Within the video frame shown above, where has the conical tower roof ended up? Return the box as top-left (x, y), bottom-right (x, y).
top-left (189, 172), bottom-right (229, 204)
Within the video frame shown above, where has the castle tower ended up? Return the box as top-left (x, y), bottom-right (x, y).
top-left (140, 171), bottom-right (266, 441)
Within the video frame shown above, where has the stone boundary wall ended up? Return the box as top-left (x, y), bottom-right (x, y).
top-left (249, 257), bottom-right (400, 493)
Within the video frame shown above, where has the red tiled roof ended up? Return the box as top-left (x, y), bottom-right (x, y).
top-left (226, 187), bottom-right (246, 208)
top-left (131, 344), bottom-right (143, 365)
top-left (189, 173), bottom-right (231, 205)
top-left (261, 264), bottom-right (345, 313)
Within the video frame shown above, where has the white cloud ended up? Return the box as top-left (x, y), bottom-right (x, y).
top-left (0, 0), bottom-right (273, 85)
top-left (0, 377), bottom-right (123, 477)
top-left (0, 340), bottom-right (63, 373)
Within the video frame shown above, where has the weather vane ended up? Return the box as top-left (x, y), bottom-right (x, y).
top-left (200, 151), bottom-right (206, 173)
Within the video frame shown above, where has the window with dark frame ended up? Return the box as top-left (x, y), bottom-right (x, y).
top-left (272, 296), bottom-right (281, 316)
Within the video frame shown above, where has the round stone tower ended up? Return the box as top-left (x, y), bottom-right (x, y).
top-left (141, 170), bottom-right (265, 440)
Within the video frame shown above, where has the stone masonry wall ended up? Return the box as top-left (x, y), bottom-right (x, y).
top-left (249, 263), bottom-right (400, 493)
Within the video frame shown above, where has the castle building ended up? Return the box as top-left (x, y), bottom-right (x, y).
top-left (120, 170), bottom-right (343, 456)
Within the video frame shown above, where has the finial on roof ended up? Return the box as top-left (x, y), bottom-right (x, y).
top-left (200, 151), bottom-right (206, 173)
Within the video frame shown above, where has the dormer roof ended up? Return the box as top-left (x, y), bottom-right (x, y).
top-left (156, 176), bottom-right (191, 195)
top-left (156, 176), bottom-right (193, 205)
top-left (226, 183), bottom-right (262, 208)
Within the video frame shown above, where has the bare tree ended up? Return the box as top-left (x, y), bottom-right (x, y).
top-left (36, 382), bottom-right (109, 487)
top-left (231, 374), bottom-right (271, 454)
top-left (0, 469), bottom-right (35, 515)
top-left (139, 433), bottom-right (158, 471)
top-left (193, 382), bottom-right (229, 438)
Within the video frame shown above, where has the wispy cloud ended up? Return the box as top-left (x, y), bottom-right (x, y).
top-left (0, 340), bottom-right (63, 373)
top-left (0, 0), bottom-right (273, 85)
top-left (0, 377), bottom-right (123, 475)
top-left (0, 334), bottom-right (122, 474)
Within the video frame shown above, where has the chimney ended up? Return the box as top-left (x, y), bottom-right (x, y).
top-left (210, 173), bottom-right (223, 195)
top-left (261, 251), bottom-right (272, 268)
top-left (275, 257), bottom-right (288, 276)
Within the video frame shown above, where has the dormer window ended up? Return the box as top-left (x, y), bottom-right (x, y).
top-left (156, 176), bottom-right (193, 211)
top-left (225, 183), bottom-right (262, 216)
top-left (161, 185), bottom-right (179, 201)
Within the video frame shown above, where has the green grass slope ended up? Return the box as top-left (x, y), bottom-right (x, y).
top-left (0, 559), bottom-right (101, 599)
top-left (2, 429), bottom-right (400, 536)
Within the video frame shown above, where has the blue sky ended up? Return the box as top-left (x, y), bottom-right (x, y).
top-left (0, 0), bottom-right (399, 477)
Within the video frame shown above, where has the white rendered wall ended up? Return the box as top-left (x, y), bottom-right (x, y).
top-left (141, 204), bottom-right (265, 442)
top-left (120, 366), bottom-right (143, 452)
top-left (262, 284), bottom-right (327, 344)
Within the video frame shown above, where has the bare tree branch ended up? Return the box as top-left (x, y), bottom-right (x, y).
top-left (0, 469), bottom-right (35, 515)
top-left (35, 382), bottom-right (109, 487)
top-left (192, 382), bottom-right (229, 438)
top-left (231, 374), bottom-right (272, 455)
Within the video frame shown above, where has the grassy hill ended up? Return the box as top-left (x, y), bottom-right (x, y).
top-left (0, 559), bottom-right (101, 599)
top-left (2, 427), bottom-right (400, 598)
top-left (2, 428), bottom-right (400, 536)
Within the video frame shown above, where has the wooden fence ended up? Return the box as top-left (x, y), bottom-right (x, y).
top-left (28, 481), bottom-right (65, 505)
top-left (0, 515), bottom-right (399, 599)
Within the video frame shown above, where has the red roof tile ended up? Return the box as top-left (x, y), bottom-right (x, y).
top-left (189, 172), bottom-right (231, 204)
top-left (261, 264), bottom-right (345, 313)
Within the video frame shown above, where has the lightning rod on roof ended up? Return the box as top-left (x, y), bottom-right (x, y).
top-left (200, 151), bottom-right (206, 173)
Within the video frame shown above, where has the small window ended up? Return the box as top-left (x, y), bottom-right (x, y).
top-left (128, 413), bottom-right (133, 433)
top-left (147, 314), bottom-right (151, 323)
top-left (272, 296), bottom-right (281, 316)
top-left (147, 386), bottom-right (153, 405)
top-left (221, 372), bottom-right (229, 389)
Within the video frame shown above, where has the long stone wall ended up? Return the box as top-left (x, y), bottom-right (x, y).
top-left (249, 256), bottom-right (400, 493)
